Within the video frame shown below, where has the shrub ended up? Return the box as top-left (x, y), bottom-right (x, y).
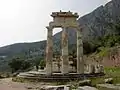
top-left (8, 58), bottom-right (31, 73)
top-left (40, 60), bottom-right (45, 69)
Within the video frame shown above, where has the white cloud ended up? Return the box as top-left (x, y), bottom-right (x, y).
top-left (107, 0), bottom-right (111, 2)
top-left (0, 0), bottom-right (54, 46)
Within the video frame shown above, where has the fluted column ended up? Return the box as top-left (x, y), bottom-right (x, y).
top-left (77, 27), bottom-right (84, 74)
top-left (61, 27), bottom-right (69, 74)
top-left (46, 26), bottom-right (53, 75)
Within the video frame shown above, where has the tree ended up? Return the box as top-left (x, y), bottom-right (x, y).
top-left (8, 58), bottom-right (31, 73)
top-left (34, 57), bottom-right (43, 70)
top-left (20, 61), bottom-right (31, 70)
top-left (8, 58), bottom-right (23, 73)
top-left (115, 23), bottom-right (120, 35)
top-left (40, 59), bottom-right (45, 69)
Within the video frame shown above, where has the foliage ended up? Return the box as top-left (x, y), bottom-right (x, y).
top-left (69, 42), bottom-right (99, 55)
top-left (20, 60), bottom-right (31, 70)
top-left (82, 23), bottom-right (120, 55)
top-left (97, 47), bottom-right (109, 57)
top-left (89, 67), bottom-right (120, 86)
top-left (8, 58), bottom-right (22, 73)
top-left (34, 57), bottom-right (42, 66)
top-left (95, 35), bottom-right (120, 57)
top-left (83, 41), bottom-right (99, 54)
top-left (39, 59), bottom-right (45, 69)
top-left (104, 67), bottom-right (120, 84)
top-left (8, 58), bottom-right (31, 73)
top-left (115, 23), bottom-right (120, 35)
top-left (99, 34), bottom-right (120, 47)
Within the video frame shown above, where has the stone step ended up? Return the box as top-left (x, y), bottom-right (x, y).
top-left (17, 73), bottom-right (105, 81)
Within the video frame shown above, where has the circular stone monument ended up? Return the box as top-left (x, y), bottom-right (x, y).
top-left (17, 11), bottom-right (105, 82)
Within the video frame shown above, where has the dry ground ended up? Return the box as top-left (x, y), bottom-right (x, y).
top-left (0, 78), bottom-right (48, 90)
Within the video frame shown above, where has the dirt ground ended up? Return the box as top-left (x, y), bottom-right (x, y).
top-left (0, 78), bottom-right (48, 90)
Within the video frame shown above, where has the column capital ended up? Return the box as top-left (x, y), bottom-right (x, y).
top-left (46, 26), bottom-right (53, 30)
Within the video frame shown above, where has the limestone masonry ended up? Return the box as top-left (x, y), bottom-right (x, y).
top-left (46, 11), bottom-right (84, 75)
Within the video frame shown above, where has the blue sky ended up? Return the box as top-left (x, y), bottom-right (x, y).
top-left (0, 0), bottom-right (111, 47)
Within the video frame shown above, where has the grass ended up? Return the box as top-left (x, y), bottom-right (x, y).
top-left (104, 67), bottom-right (120, 84)
top-left (89, 67), bottom-right (120, 86)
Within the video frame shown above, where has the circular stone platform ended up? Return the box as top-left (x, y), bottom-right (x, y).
top-left (17, 71), bottom-right (105, 82)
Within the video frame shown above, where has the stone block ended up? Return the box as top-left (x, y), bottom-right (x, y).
top-left (104, 78), bottom-right (113, 84)
top-left (97, 84), bottom-right (120, 90)
top-left (88, 64), bottom-right (95, 74)
top-left (78, 86), bottom-right (98, 90)
top-left (99, 65), bottom-right (104, 73)
top-left (78, 80), bottom-right (91, 86)
top-left (94, 65), bottom-right (100, 73)
top-left (40, 85), bottom-right (70, 90)
top-left (93, 64), bottom-right (104, 74)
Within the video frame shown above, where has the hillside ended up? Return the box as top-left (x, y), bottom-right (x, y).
top-left (0, 41), bottom-right (46, 57)
top-left (0, 0), bottom-right (120, 71)
top-left (79, 0), bottom-right (120, 41)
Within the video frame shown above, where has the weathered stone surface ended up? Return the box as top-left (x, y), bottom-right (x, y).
top-left (40, 85), bottom-right (69, 90)
top-left (46, 27), bottom-right (53, 75)
top-left (94, 65), bottom-right (100, 73)
top-left (99, 65), bottom-right (104, 73)
top-left (45, 11), bottom-right (104, 75)
top-left (61, 27), bottom-right (69, 74)
top-left (78, 86), bottom-right (98, 90)
top-left (97, 84), bottom-right (120, 90)
top-left (88, 64), bottom-right (95, 74)
top-left (50, 11), bottom-right (79, 28)
top-left (46, 11), bottom-right (81, 75)
top-left (77, 28), bottom-right (84, 74)
top-left (78, 80), bottom-right (91, 86)
top-left (104, 78), bottom-right (113, 84)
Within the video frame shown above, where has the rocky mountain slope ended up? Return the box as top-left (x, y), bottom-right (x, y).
top-left (79, 0), bottom-right (120, 41)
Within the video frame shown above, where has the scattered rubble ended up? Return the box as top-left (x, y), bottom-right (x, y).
top-left (104, 78), bottom-right (113, 84)
top-left (78, 80), bottom-right (91, 86)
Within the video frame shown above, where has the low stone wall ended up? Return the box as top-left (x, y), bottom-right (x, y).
top-left (16, 72), bottom-right (105, 82)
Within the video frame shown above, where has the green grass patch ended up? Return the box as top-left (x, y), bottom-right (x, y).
top-left (104, 67), bottom-right (120, 84)
top-left (90, 77), bottom-right (105, 87)
top-left (89, 67), bottom-right (120, 86)
top-left (97, 47), bottom-right (109, 57)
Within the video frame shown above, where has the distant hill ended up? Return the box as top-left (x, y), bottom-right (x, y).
top-left (0, 41), bottom-right (46, 57)
top-left (0, 0), bottom-right (120, 71)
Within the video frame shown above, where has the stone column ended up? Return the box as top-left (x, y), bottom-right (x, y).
top-left (46, 26), bottom-right (53, 75)
top-left (61, 27), bottom-right (69, 74)
top-left (88, 64), bottom-right (95, 74)
top-left (77, 27), bottom-right (84, 74)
